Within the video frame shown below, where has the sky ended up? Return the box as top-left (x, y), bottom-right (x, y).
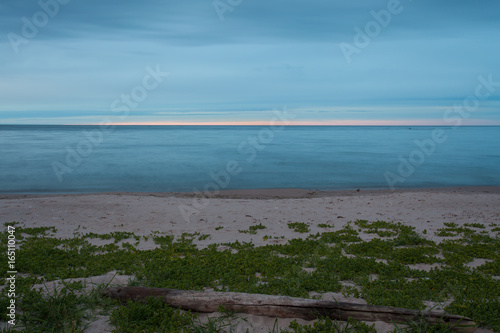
top-left (1, 0), bottom-right (500, 125)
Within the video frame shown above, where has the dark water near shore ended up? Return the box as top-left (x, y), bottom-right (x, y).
top-left (1, 125), bottom-right (499, 194)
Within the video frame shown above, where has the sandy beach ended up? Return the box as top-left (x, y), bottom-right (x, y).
top-left (2, 187), bottom-right (499, 247)
top-left (1, 186), bottom-right (499, 332)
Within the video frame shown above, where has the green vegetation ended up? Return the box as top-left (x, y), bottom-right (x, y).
top-left (263, 235), bottom-right (285, 241)
top-left (392, 314), bottom-right (457, 333)
top-left (238, 223), bottom-right (267, 235)
top-left (2, 278), bottom-right (116, 332)
top-left (110, 296), bottom-right (194, 332)
top-left (463, 223), bottom-right (485, 229)
top-left (287, 222), bottom-right (310, 233)
top-left (280, 317), bottom-right (376, 332)
top-left (198, 234), bottom-right (211, 241)
top-left (0, 220), bottom-right (498, 332)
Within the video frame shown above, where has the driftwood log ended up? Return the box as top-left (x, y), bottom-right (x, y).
top-left (102, 287), bottom-right (476, 333)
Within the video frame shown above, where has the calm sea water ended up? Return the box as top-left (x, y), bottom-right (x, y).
top-left (1, 125), bottom-right (499, 194)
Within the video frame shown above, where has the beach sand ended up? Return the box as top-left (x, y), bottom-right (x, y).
top-left (1, 186), bottom-right (499, 332)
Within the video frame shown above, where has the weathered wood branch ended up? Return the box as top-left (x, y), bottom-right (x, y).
top-left (102, 287), bottom-right (476, 333)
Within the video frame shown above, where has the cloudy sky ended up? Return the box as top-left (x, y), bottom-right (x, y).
top-left (1, 0), bottom-right (499, 125)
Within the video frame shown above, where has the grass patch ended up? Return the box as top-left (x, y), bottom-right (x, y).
top-left (0, 279), bottom-right (116, 332)
top-left (392, 314), bottom-right (456, 332)
top-left (1, 219), bottom-right (498, 332)
top-left (110, 296), bottom-right (193, 332)
top-left (238, 223), bottom-right (267, 235)
top-left (280, 317), bottom-right (376, 332)
top-left (288, 222), bottom-right (310, 233)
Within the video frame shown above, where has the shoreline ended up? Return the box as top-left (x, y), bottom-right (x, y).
top-left (1, 186), bottom-right (498, 247)
top-left (1, 185), bottom-right (500, 200)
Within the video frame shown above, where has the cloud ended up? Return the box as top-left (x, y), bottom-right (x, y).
top-left (2, 1), bottom-right (498, 43)
top-left (1, 0), bottom-right (499, 124)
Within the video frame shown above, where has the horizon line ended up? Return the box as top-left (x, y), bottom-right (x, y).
top-left (3, 124), bottom-right (500, 127)
top-left (2, 119), bottom-right (500, 126)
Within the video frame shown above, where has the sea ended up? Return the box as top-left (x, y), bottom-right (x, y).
top-left (1, 125), bottom-right (499, 194)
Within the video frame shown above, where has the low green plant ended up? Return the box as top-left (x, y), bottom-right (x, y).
top-left (110, 297), bottom-right (194, 332)
top-left (392, 314), bottom-right (456, 333)
top-left (187, 305), bottom-right (249, 333)
top-left (281, 317), bottom-right (376, 332)
top-left (239, 223), bottom-right (267, 235)
top-left (1, 219), bottom-right (498, 332)
top-left (198, 234), bottom-right (211, 241)
top-left (463, 223), bottom-right (485, 229)
top-left (288, 222), bottom-right (310, 233)
top-left (9, 280), bottom-right (115, 332)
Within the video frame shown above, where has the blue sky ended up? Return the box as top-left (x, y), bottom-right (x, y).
top-left (1, 0), bottom-right (500, 125)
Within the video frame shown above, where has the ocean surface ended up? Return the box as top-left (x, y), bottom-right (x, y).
top-left (1, 125), bottom-right (499, 194)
